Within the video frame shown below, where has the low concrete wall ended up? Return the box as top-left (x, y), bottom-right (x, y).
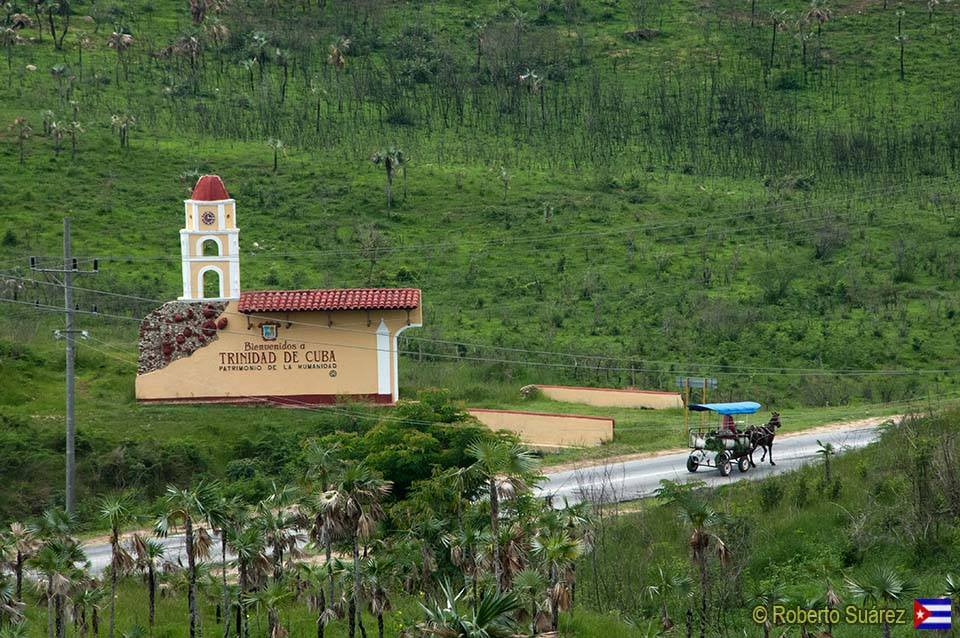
top-left (467, 408), bottom-right (614, 447)
top-left (534, 385), bottom-right (683, 409)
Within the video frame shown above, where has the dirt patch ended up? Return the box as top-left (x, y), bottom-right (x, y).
top-left (541, 414), bottom-right (902, 473)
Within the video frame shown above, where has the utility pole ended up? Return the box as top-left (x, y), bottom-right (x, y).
top-left (30, 218), bottom-right (98, 516)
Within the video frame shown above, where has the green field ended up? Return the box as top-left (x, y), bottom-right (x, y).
top-left (3, 0), bottom-right (960, 523)
top-left (2, 1), bottom-right (960, 634)
top-left (1, 0), bottom-right (959, 406)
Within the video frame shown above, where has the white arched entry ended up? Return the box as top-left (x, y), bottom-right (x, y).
top-left (197, 265), bottom-right (225, 299)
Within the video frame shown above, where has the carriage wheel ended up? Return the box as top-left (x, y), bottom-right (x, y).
top-left (716, 453), bottom-right (732, 477)
top-left (686, 455), bottom-right (699, 473)
top-left (737, 456), bottom-right (750, 473)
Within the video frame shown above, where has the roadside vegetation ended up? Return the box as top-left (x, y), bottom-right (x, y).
top-left (2, 408), bottom-right (958, 638)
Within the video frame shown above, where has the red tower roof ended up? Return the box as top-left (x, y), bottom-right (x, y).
top-left (190, 175), bottom-right (230, 201)
top-left (238, 288), bottom-right (421, 313)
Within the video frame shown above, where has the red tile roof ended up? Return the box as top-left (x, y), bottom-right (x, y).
top-left (191, 175), bottom-right (231, 201)
top-left (238, 288), bottom-right (421, 313)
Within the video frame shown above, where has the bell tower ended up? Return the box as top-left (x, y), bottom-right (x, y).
top-left (179, 175), bottom-right (240, 301)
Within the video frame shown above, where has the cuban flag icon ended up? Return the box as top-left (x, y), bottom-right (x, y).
top-left (914, 598), bottom-right (952, 630)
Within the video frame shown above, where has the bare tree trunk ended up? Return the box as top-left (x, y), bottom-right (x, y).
top-left (489, 477), bottom-right (501, 591)
top-left (47, 583), bottom-right (54, 638)
top-left (148, 564), bottom-right (156, 626)
top-left (186, 516), bottom-right (199, 638)
top-left (15, 552), bottom-right (23, 601)
top-left (55, 593), bottom-right (65, 638)
top-left (109, 536), bottom-right (118, 638)
top-left (317, 589), bottom-right (325, 638)
top-left (353, 536), bottom-right (365, 638)
top-left (221, 536), bottom-right (230, 638)
top-left (698, 559), bottom-right (708, 638)
top-left (550, 565), bottom-right (559, 632)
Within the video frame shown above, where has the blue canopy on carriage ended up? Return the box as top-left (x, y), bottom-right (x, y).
top-left (687, 401), bottom-right (761, 415)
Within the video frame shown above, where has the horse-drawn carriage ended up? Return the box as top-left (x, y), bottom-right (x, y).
top-left (685, 401), bottom-right (764, 477)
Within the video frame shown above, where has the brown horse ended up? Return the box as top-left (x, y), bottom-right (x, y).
top-left (747, 412), bottom-right (782, 466)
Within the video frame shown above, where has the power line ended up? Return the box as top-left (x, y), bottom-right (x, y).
top-left (4, 191), bottom-right (958, 380)
top-left (3, 279), bottom-right (957, 377)
top-left (60, 338), bottom-right (960, 435)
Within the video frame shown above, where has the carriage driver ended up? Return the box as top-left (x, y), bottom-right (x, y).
top-left (721, 414), bottom-right (737, 435)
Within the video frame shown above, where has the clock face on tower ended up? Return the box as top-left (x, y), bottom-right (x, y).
top-left (201, 211), bottom-right (216, 226)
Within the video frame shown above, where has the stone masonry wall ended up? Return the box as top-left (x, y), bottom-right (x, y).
top-left (138, 300), bottom-right (229, 374)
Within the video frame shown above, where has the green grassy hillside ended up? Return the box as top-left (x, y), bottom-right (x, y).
top-left (2, 0), bottom-right (960, 523)
top-left (2, 0), bottom-right (960, 401)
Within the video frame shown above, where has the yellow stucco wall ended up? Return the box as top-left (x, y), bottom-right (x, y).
top-left (136, 302), bottom-right (422, 403)
top-left (467, 409), bottom-right (614, 447)
top-left (188, 260), bottom-right (233, 298)
top-left (535, 385), bottom-right (683, 409)
top-left (186, 201), bottom-right (236, 233)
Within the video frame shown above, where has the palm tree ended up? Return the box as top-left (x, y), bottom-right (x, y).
top-left (110, 114), bottom-right (134, 148)
top-left (442, 521), bottom-right (490, 611)
top-left (100, 495), bottom-right (136, 638)
top-left (656, 481), bottom-right (730, 638)
top-left (512, 567), bottom-right (547, 636)
top-left (9, 117), bottom-right (31, 166)
top-left (5, 523), bottom-right (38, 601)
top-left (319, 464), bottom-right (391, 638)
top-left (256, 482), bottom-right (303, 583)
top-left (206, 495), bottom-right (244, 638)
top-left (30, 504), bottom-right (81, 638)
top-left (0, 576), bottom-right (24, 626)
top-left (805, 0), bottom-right (831, 65)
top-left (292, 562), bottom-right (331, 638)
top-left (49, 120), bottom-right (64, 155)
top-left (648, 565), bottom-right (692, 631)
top-left (227, 524), bottom-right (269, 638)
top-left (418, 581), bottom-right (521, 638)
top-left (106, 31), bottom-right (133, 83)
top-left (130, 535), bottom-right (164, 627)
top-left (64, 121), bottom-right (84, 160)
top-left (466, 439), bottom-right (540, 591)
top-left (71, 578), bottom-right (105, 638)
top-left (266, 138), bottom-right (286, 172)
top-left (30, 538), bottom-right (87, 638)
top-left (1, 28), bottom-right (21, 85)
top-left (845, 566), bottom-right (914, 638)
top-left (0, 623), bottom-right (27, 638)
top-left (246, 581), bottom-right (292, 638)
top-left (370, 149), bottom-right (398, 208)
top-left (749, 582), bottom-right (787, 638)
top-left (816, 440), bottom-right (835, 483)
top-left (768, 10), bottom-right (788, 72)
top-left (554, 500), bottom-right (593, 607)
top-left (304, 441), bottom-right (342, 623)
top-left (531, 531), bottom-right (582, 632)
top-left (361, 556), bottom-right (394, 638)
top-left (326, 36), bottom-right (349, 112)
top-left (155, 481), bottom-right (219, 638)
top-left (945, 574), bottom-right (959, 628)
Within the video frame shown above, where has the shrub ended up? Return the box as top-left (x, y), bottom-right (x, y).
top-left (759, 480), bottom-right (783, 511)
top-left (792, 478), bottom-right (809, 509)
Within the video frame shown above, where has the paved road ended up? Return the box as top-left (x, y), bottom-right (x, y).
top-left (536, 423), bottom-right (883, 505)
top-left (83, 532), bottom-right (230, 576)
top-left (81, 421), bottom-right (887, 573)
